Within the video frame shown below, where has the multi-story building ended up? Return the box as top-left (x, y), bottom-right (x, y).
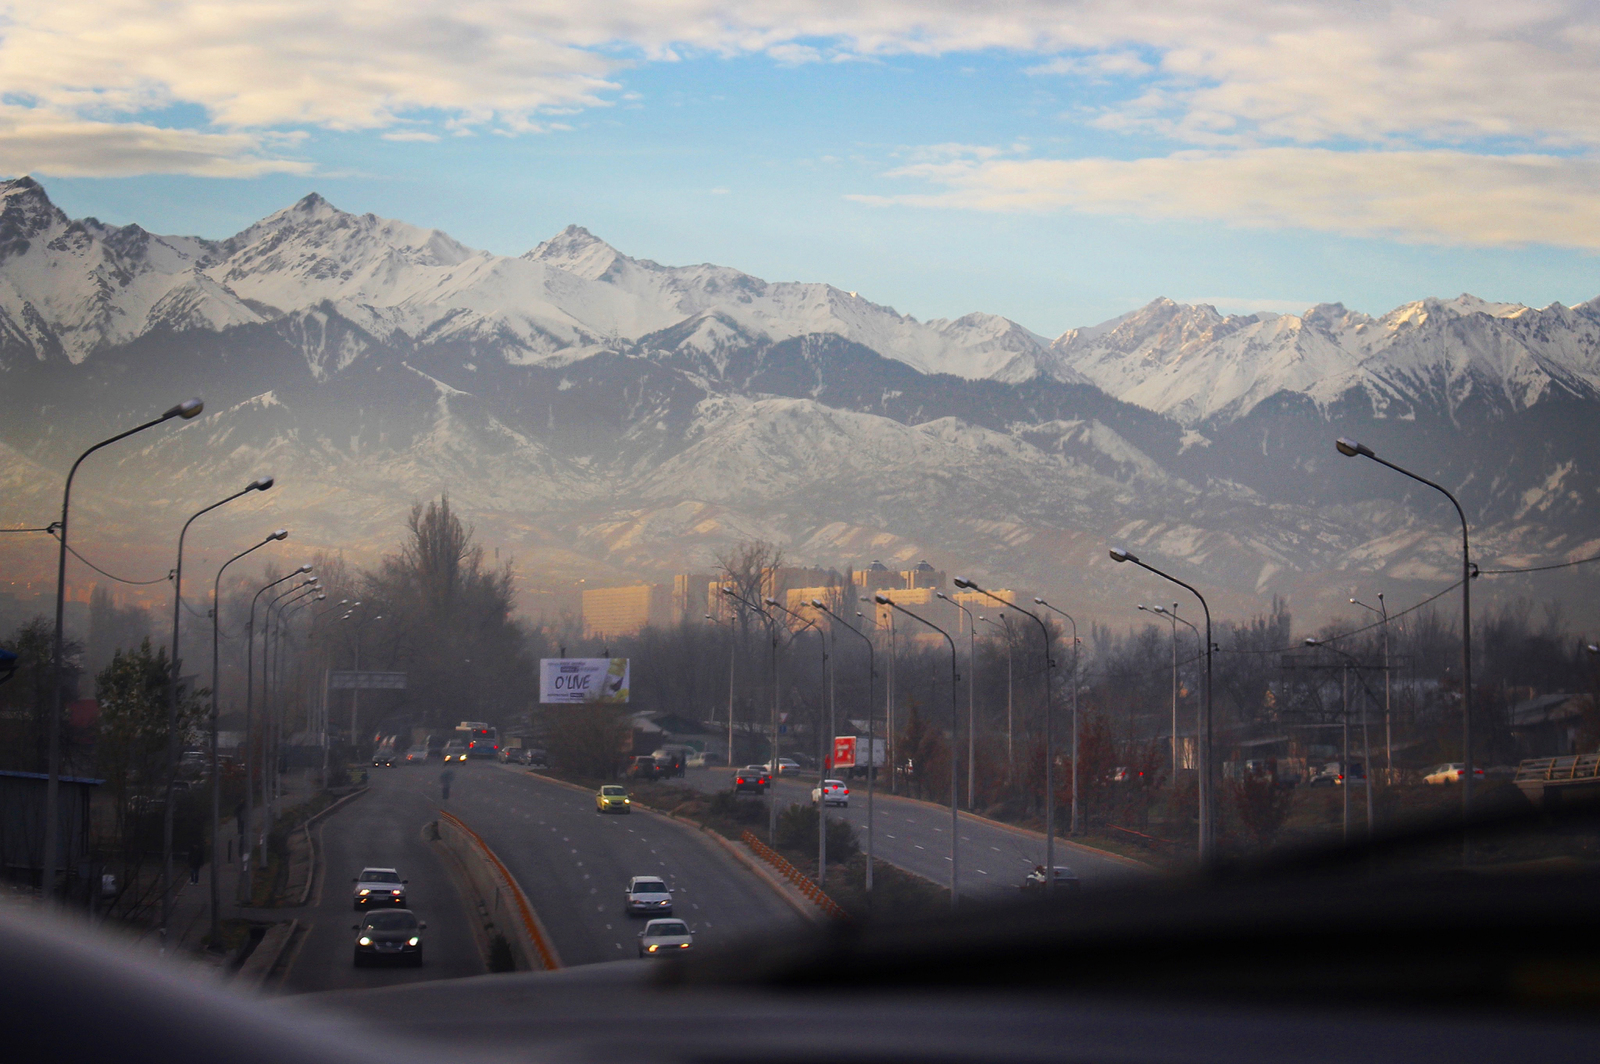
top-left (583, 584), bottom-right (674, 638)
top-left (673, 573), bottom-right (714, 623)
top-left (851, 560), bottom-right (901, 594)
top-left (901, 559), bottom-right (946, 590)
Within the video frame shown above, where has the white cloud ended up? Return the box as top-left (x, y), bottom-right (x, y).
top-left (381, 130), bottom-right (441, 143)
top-left (851, 147), bottom-right (1600, 249)
top-left (0, 107), bottom-right (308, 177)
top-left (0, 1), bottom-right (1596, 180)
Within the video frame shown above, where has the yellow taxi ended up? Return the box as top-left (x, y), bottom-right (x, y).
top-left (595, 784), bottom-right (632, 814)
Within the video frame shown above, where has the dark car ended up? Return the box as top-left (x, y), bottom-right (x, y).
top-left (626, 755), bottom-right (663, 782)
top-left (352, 908), bottom-right (425, 967)
top-left (734, 765), bottom-right (770, 793)
top-left (372, 748), bottom-right (395, 767)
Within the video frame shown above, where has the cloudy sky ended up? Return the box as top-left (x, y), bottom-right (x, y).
top-left (5, 0), bottom-right (1599, 334)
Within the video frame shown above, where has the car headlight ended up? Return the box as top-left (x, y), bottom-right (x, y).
top-left (408, 937), bottom-right (420, 946)
top-left (623, 798), bottom-right (630, 804)
top-left (359, 937), bottom-right (372, 945)
top-left (391, 889), bottom-right (402, 895)
top-left (647, 944), bottom-right (658, 952)
top-left (679, 943), bottom-right (689, 949)
top-left (359, 889), bottom-right (370, 895)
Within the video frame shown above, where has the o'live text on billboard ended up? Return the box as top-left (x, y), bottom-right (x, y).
top-left (540, 658), bottom-right (630, 704)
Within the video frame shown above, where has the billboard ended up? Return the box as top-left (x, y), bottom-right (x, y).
top-left (540, 658), bottom-right (630, 704)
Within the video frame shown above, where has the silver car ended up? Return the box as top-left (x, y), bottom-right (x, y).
top-left (637, 918), bottom-right (692, 958)
top-left (352, 867), bottom-right (407, 909)
top-left (625, 876), bottom-right (673, 916)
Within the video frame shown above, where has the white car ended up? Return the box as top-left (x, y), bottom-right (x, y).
top-left (811, 779), bottom-right (849, 807)
top-left (637, 918), bottom-right (693, 958)
top-left (352, 867), bottom-right (407, 910)
top-left (1424, 763), bottom-right (1484, 784)
top-left (765, 758), bottom-right (801, 776)
top-left (625, 875), bottom-right (673, 916)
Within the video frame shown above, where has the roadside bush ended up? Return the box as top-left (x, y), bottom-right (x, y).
top-left (775, 803), bottom-right (859, 861)
top-left (707, 790), bottom-right (766, 826)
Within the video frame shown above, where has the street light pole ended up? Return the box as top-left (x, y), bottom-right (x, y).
top-left (814, 600), bottom-right (876, 898)
top-left (1336, 437), bottom-right (1475, 845)
top-left (259, 578), bottom-right (317, 858)
top-left (707, 614), bottom-right (738, 766)
top-left (1035, 599), bottom-right (1079, 835)
top-left (980, 616), bottom-right (1014, 773)
top-left (208, 528), bottom-right (287, 947)
top-left (767, 598), bottom-right (828, 886)
top-left (1306, 638), bottom-right (1376, 839)
top-left (241, 568), bottom-right (310, 899)
top-left (162, 476), bottom-right (274, 949)
top-left (936, 593), bottom-right (977, 811)
top-left (723, 588), bottom-right (783, 842)
top-left (1108, 549), bottom-right (1214, 864)
top-left (1139, 603), bottom-right (1180, 782)
top-left (953, 579), bottom-right (1056, 884)
top-left (875, 595), bottom-right (960, 910)
top-left (1352, 594), bottom-right (1392, 781)
top-left (44, 397), bottom-right (203, 905)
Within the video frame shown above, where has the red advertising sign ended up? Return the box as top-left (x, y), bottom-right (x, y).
top-left (833, 735), bottom-right (857, 769)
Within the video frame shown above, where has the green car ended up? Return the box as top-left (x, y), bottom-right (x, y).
top-left (595, 784), bottom-right (632, 814)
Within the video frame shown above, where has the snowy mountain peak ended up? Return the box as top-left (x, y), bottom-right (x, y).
top-left (0, 176), bottom-right (70, 260)
top-left (524, 224), bottom-right (626, 280)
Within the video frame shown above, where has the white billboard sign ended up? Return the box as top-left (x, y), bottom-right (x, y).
top-left (540, 658), bottom-right (630, 704)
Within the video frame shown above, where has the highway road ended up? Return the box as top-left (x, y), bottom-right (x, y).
top-left (676, 767), bottom-right (1149, 898)
top-left (434, 761), bottom-right (805, 965)
top-left (281, 771), bottom-right (484, 994)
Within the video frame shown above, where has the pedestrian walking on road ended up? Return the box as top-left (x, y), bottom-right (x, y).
top-left (189, 840), bottom-right (205, 885)
top-left (440, 768), bottom-right (454, 800)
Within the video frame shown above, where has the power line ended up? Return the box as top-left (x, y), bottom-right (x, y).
top-left (56, 535), bottom-right (172, 586)
top-left (1478, 552), bottom-right (1600, 575)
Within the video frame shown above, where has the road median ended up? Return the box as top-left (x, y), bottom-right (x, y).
top-left (434, 809), bottom-right (561, 971)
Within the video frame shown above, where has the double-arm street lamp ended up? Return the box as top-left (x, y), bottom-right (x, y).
top-left (953, 579), bottom-right (1058, 884)
top-left (1108, 549), bottom-right (1214, 864)
top-left (812, 599), bottom-right (878, 897)
top-left (266, 582), bottom-right (321, 825)
top-left (1335, 437), bottom-right (1475, 835)
top-left (1034, 598), bottom-right (1080, 835)
top-left (935, 592), bottom-right (977, 811)
top-left (162, 476), bottom-right (275, 948)
top-left (874, 594), bottom-right (960, 910)
top-left (252, 575), bottom-right (317, 867)
top-left (207, 528), bottom-right (288, 945)
top-left (43, 397), bottom-right (204, 905)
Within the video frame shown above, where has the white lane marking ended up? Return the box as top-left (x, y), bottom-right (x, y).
top-left (933, 827), bottom-right (943, 833)
top-left (914, 844), bottom-right (925, 850)
top-left (944, 857), bottom-right (952, 862)
top-left (977, 869), bottom-right (989, 875)
top-left (885, 833), bottom-right (897, 839)
top-left (990, 846), bottom-right (1001, 852)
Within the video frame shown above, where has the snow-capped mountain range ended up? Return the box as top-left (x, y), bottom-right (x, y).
top-left (1, 176), bottom-right (1595, 625)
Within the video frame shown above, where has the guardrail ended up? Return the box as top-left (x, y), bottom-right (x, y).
top-left (1516, 754), bottom-right (1600, 783)
top-left (739, 830), bottom-right (848, 920)
top-left (438, 809), bottom-right (560, 969)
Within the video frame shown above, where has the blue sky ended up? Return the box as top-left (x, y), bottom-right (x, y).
top-left (11, 2), bottom-right (1600, 336)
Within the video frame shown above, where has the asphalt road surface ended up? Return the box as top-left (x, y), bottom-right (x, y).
top-left (280, 771), bottom-right (484, 994)
top-left (392, 760), bottom-right (804, 966)
top-left (677, 767), bottom-right (1148, 898)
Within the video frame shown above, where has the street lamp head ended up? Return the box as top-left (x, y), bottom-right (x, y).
top-left (1335, 437), bottom-right (1375, 459)
top-left (874, 594), bottom-right (891, 605)
top-left (1109, 547), bottom-right (1136, 564)
top-left (164, 397), bottom-right (205, 420)
top-left (315, 594), bottom-right (326, 601)
top-left (297, 564), bottom-right (313, 573)
top-left (1586, 644), bottom-right (1599, 655)
top-left (721, 586), bottom-right (736, 597)
top-left (269, 529), bottom-right (289, 541)
top-left (1153, 605), bottom-right (1169, 615)
top-left (935, 591), bottom-right (949, 600)
top-left (247, 475), bottom-right (274, 492)
top-left (1033, 597), bottom-right (1046, 605)
top-left (952, 576), bottom-right (972, 589)
top-left (763, 597), bottom-right (778, 606)
top-left (1304, 637), bottom-right (1320, 647)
